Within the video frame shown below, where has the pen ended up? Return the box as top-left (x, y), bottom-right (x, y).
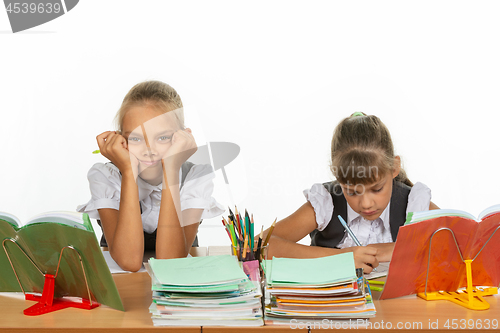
top-left (338, 215), bottom-right (378, 272)
top-left (338, 215), bottom-right (362, 246)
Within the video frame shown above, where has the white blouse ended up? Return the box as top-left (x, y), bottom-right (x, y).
top-left (77, 163), bottom-right (224, 233)
top-left (304, 182), bottom-right (431, 248)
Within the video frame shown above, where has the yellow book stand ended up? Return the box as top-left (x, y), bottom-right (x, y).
top-left (417, 228), bottom-right (499, 311)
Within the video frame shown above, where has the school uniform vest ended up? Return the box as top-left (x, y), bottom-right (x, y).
top-left (98, 161), bottom-right (199, 250)
top-left (310, 180), bottom-right (411, 248)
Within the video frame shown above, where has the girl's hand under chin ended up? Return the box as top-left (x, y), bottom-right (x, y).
top-left (96, 131), bottom-right (138, 176)
top-left (162, 128), bottom-right (198, 172)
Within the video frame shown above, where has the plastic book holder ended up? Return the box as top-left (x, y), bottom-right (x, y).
top-left (2, 239), bottom-right (100, 315)
top-left (418, 227), bottom-right (499, 310)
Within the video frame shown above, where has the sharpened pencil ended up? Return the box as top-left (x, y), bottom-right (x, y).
top-left (263, 218), bottom-right (277, 247)
top-left (255, 225), bottom-right (264, 261)
top-left (248, 211), bottom-right (254, 252)
top-left (242, 235), bottom-right (249, 259)
top-left (222, 219), bottom-right (232, 240)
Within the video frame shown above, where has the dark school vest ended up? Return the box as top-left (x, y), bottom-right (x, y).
top-left (98, 161), bottom-right (199, 250)
top-left (310, 180), bottom-right (411, 248)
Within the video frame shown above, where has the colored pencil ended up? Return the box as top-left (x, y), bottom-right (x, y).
top-left (228, 207), bottom-right (239, 232)
top-left (247, 210), bottom-right (253, 252)
top-left (222, 219), bottom-right (231, 240)
top-left (242, 235), bottom-right (249, 259)
top-left (369, 286), bottom-right (383, 292)
top-left (222, 208), bottom-right (277, 262)
top-left (369, 280), bottom-right (385, 285)
top-left (263, 218), bottom-right (277, 247)
top-left (255, 226), bottom-right (264, 261)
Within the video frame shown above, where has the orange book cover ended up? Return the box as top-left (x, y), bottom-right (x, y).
top-left (381, 207), bottom-right (500, 300)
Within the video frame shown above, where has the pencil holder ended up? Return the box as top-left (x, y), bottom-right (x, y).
top-left (231, 241), bottom-right (268, 263)
top-left (232, 242), bottom-right (269, 284)
top-left (257, 243), bottom-right (269, 282)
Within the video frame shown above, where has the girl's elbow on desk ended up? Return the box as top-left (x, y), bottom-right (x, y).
top-left (117, 260), bottom-right (143, 273)
top-left (110, 249), bottom-right (144, 272)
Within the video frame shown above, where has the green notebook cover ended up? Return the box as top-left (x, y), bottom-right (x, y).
top-left (149, 255), bottom-right (248, 286)
top-left (268, 252), bottom-right (357, 286)
top-left (0, 212), bottom-right (124, 311)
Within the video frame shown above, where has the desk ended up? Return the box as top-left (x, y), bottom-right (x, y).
top-left (1, 247), bottom-right (499, 332)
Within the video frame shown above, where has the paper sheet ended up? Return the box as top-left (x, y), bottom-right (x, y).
top-left (364, 262), bottom-right (389, 279)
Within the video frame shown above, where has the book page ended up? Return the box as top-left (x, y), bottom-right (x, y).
top-left (405, 209), bottom-right (477, 225)
top-left (364, 262), bottom-right (389, 280)
top-left (478, 204), bottom-right (500, 220)
top-left (25, 211), bottom-right (88, 230)
top-left (0, 212), bottom-right (20, 227)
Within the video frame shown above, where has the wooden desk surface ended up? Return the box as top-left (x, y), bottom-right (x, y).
top-left (1, 247), bottom-right (499, 332)
top-left (0, 272), bottom-right (303, 333)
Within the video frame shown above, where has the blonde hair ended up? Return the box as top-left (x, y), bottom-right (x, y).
top-left (330, 113), bottom-right (412, 187)
top-left (115, 80), bottom-right (185, 133)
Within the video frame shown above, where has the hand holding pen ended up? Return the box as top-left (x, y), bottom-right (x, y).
top-left (338, 215), bottom-right (379, 273)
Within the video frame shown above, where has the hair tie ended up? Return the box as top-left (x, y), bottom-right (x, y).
top-left (351, 112), bottom-right (365, 117)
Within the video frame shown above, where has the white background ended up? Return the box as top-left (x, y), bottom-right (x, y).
top-left (1, 1), bottom-right (499, 246)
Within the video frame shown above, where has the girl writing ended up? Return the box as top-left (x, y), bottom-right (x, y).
top-left (265, 112), bottom-right (438, 273)
top-left (78, 81), bottom-right (223, 271)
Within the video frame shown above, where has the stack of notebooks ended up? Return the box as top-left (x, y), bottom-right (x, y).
top-left (264, 253), bottom-right (376, 325)
top-left (146, 255), bottom-right (264, 327)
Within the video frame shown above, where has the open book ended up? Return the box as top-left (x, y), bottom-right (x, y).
top-left (0, 211), bottom-right (124, 311)
top-left (0, 211), bottom-right (93, 230)
top-left (381, 204), bottom-right (500, 299)
top-left (405, 204), bottom-right (500, 225)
